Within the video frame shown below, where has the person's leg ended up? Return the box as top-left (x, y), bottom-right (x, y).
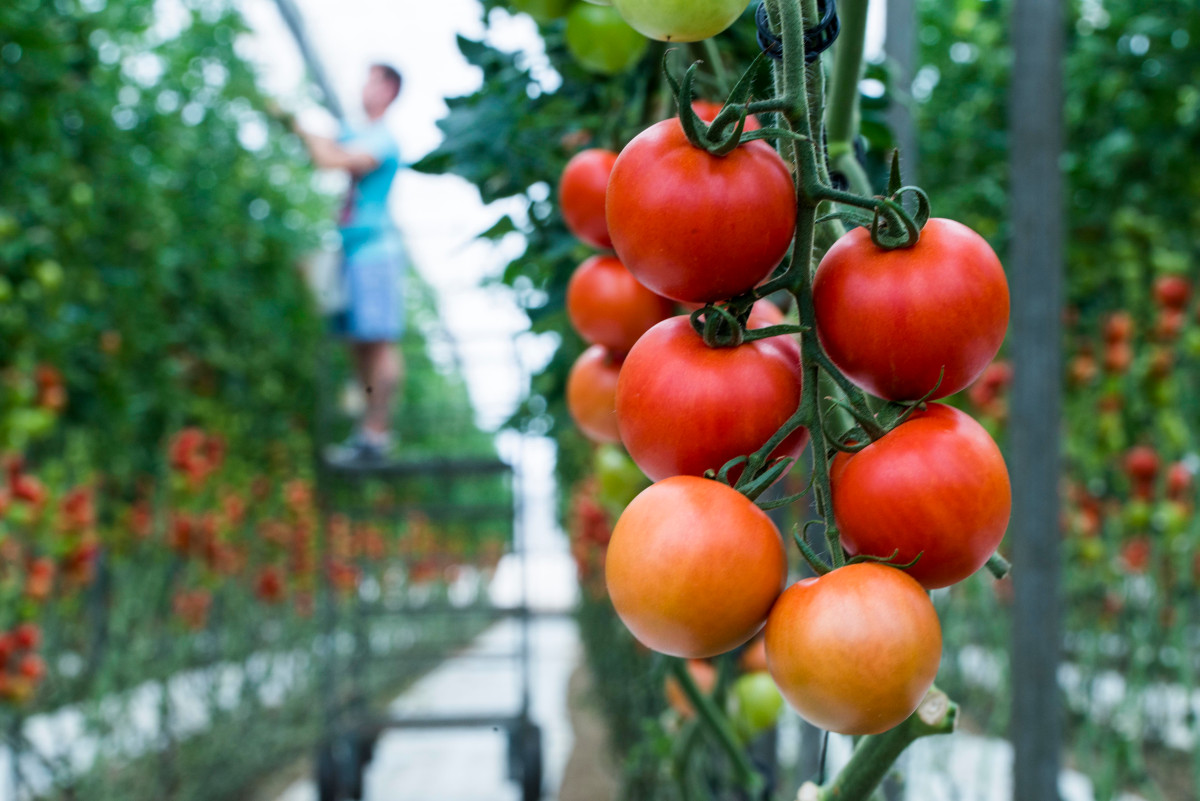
top-left (359, 341), bottom-right (403, 438)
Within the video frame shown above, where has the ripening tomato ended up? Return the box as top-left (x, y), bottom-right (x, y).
top-left (612, 0), bottom-right (751, 42)
top-left (565, 4), bottom-right (649, 75)
top-left (567, 255), bottom-right (674, 354)
top-left (616, 316), bottom-right (807, 482)
top-left (567, 345), bottom-right (623, 443)
top-left (813, 218), bottom-right (1010, 401)
top-left (606, 476), bottom-right (787, 658)
top-left (607, 118), bottom-right (796, 304)
top-left (830, 403), bottom-right (1011, 590)
top-left (559, 149), bottom-right (618, 249)
top-left (691, 100), bottom-right (761, 131)
top-left (764, 563), bottom-right (942, 735)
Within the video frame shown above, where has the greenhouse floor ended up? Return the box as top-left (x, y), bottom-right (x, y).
top-left (273, 571), bottom-right (581, 801)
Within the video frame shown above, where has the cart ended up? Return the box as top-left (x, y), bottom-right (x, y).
top-left (310, 452), bottom-right (544, 801)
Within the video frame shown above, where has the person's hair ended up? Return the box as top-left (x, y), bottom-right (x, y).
top-left (371, 63), bottom-right (403, 100)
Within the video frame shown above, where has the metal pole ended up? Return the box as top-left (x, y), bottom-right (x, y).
top-left (1008, 0), bottom-right (1064, 797)
top-left (269, 0), bottom-right (346, 120)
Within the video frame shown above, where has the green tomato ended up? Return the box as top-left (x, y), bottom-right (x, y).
top-left (34, 259), bottom-right (63, 291)
top-left (729, 672), bottom-right (783, 738)
top-left (1123, 499), bottom-right (1152, 531)
top-left (565, 4), bottom-right (648, 75)
top-left (511, 0), bottom-right (571, 23)
top-left (612, 0), bottom-right (750, 42)
top-left (594, 443), bottom-right (650, 511)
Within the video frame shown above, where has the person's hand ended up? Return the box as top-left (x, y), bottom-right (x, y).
top-left (263, 99), bottom-right (298, 132)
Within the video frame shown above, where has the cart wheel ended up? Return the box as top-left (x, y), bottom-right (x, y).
top-left (336, 733), bottom-right (366, 800)
top-left (520, 724), bottom-right (543, 801)
top-left (316, 741), bottom-right (340, 801)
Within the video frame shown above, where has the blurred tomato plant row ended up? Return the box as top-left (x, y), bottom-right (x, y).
top-left (0, 0), bottom-right (506, 798)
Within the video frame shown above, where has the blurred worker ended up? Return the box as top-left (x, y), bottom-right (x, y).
top-left (295, 64), bottom-right (405, 464)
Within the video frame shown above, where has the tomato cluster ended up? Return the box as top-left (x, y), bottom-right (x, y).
top-left (555, 78), bottom-right (1011, 739)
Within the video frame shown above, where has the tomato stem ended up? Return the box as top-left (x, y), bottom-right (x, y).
top-left (986, 552), bottom-right (1012, 579)
top-left (668, 659), bottom-right (765, 795)
top-left (816, 688), bottom-right (958, 800)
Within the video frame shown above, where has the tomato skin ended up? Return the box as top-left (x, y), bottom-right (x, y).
top-left (616, 316), bottom-right (808, 482)
top-left (559, 149), bottom-right (618, 249)
top-left (691, 100), bottom-right (761, 131)
top-left (565, 4), bottom-right (649, 75)
top-left (612, 0), bottom-right (751, 42)
top-left (567, 255), bottom-right (674, 354)
top-left (764, 563), bottom-right (942, 735)
top-left (606, 118), bottom-right (796, 304)
top-left (566, 345), bottom-right (623, 444)
top-left (606, 476), bottom-right (787, 658)
top-left (830, 403), bottom-right (1011, 590)
top-left (813, 218), bottom-right (1009, 401)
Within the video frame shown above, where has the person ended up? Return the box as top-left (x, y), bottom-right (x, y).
top-left (295, 64), bottom-right (406, 464)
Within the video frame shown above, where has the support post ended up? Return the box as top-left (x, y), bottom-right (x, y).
top-left (1008, 0), bottom-right (1065, 797)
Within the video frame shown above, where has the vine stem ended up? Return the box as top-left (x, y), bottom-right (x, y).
top-left (669, 660), bottom-right (765, 794)
top-left (824, 0), bottom-right (873, 196)
top-left (815, 688), bottom-right (958, 800)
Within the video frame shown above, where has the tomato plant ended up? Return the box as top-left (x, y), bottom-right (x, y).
top-left (615, 315), bottom-right (807, 482)
top-left (566, 254), bottom-right (674, 354)
top-left (605, 475), bottom-right (787, 658)
top-left (830, 403), bottom-right (1012, 590)
top-left (566, 345), bottom-right (623, 444)
top-left (606, 118), bottom-right (796, 304)
top-left (764, 563), bottom-right (942, 736)
top-left (611, 0), bottom-right (752, 42)
top-left (559, 149), bottom-right (619, 250)
top-left (813, 218), bottom-right (1010, 400)
top-left (564, 3), bottom-right (649, 76)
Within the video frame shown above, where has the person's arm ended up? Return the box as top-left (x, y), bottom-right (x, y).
top-left (296, 129), bottom-right (380, 177)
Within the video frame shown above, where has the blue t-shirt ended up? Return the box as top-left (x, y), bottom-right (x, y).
top-left (337, 120), bottom-right (401, 241)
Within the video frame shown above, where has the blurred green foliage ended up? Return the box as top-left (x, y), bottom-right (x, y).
top-left (914, 1), bottom-right (1200, 797)
top-left (0, 0), bottom-right (331, 484)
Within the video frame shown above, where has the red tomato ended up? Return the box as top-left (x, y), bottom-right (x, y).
top-left (1123, 446), bottom-right (1160, 483)
top-left (606, 118), bottom-right (796, 304)
top-left (765, 563), bottom-right (942, 735)
top-left (691, 100), bottom-right (762, 131)
top-left (606, 476), bottom-right (787, 657)
top-left (566, 255), bottom-right (674, 354)
top-left (559, 149), bottom-right (618, 249)
top-left (830, 403), bottom-right (1011, 590)
top-left (566, 345), bottom-right (623, 443)
top-left (1154, 275), bottom-right (1190, 310)
top-left (616, 316), bottom-right (807, 482)
top-left (813, 218), bottom-right (1010, 401)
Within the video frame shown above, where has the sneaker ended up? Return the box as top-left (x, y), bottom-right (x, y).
top-left (323, 432), bottom-right (393, 467)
